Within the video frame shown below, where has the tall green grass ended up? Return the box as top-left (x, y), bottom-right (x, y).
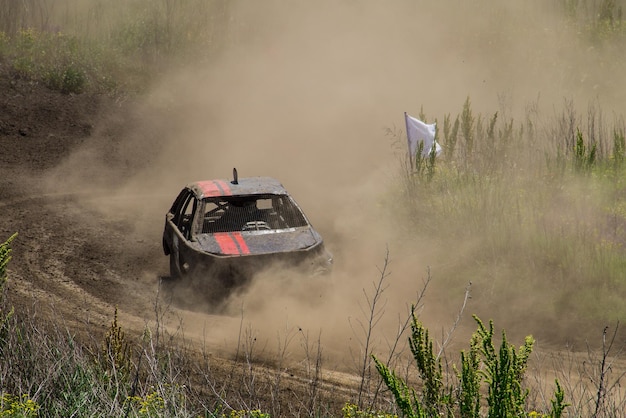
top-left (0, 0), bottom-right (231, 94)
top-left (389, 96), bottom-right (626, 341)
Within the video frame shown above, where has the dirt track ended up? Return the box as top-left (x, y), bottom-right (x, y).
top-left (0, 73), bottom-right (259, 346)
top-left (0, 70), bottom-right (370, 409)
top-left (0, 76), bottom-right (159, 335)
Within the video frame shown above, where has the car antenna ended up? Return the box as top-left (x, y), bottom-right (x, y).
top-left (232, 167), bottom-right (238, 185)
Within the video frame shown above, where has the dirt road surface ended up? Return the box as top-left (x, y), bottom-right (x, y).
top-left (1, 68), bottom-right (382, 414)
top-left (1, 75), bottom-right (157, 331)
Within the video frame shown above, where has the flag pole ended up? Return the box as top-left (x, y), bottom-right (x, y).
top-left (404, 112), bottom-right (413, 171)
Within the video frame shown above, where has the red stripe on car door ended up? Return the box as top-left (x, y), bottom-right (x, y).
top-left (214, 232), bottom-right (250, 255)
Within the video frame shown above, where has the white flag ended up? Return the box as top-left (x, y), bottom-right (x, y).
top-left (405, 113), bottom-right (441, 158)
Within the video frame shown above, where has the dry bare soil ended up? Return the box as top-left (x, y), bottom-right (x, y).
top-left (0, 75), bottom-right (157, 333)
top-left (0, 69), bottom-right (359, 414)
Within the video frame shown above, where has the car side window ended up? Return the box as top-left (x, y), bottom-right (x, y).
top-left (172, 191), bottom-right (198, 240)
top-left (170, 190), bottom-right (190, 224)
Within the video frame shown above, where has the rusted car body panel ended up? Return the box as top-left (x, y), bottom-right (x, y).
top-left (192, 177), bottom-right (287, 198)
top-left (163, 176), bottom-right (333, 291)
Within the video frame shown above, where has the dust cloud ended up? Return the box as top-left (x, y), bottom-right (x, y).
top-left (47, 1), bottom-right (625, 366)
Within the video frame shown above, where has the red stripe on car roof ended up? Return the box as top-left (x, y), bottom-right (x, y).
top-left (214, 180), bottom-right (232, 196)
top-left (197, 180), bottom-right (232, 197)
top-left (214, 232), bottom-right (249, 255)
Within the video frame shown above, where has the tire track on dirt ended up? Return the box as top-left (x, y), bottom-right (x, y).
top-left (2, 191), bottom-right (163, 334)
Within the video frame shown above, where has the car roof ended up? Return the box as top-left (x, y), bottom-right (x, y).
top-left (187, 177), bottom-right (289, 199)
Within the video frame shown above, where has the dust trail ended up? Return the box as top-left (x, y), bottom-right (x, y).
top-left (45, 1), bottom-right (625, 363)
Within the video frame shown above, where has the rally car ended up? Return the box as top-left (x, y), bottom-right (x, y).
top-left (162, 170), bottom-right (333, 292)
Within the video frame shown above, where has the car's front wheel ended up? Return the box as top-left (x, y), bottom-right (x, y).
top-left (169, 253), bottom-right (181, 279)
top-left (170, 251), bottom-right (189, 279)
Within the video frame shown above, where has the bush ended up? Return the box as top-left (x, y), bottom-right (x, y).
top-left (45, 64), bottom-right (86, 94)
top-left (373, 311), bottom-right (569, 417)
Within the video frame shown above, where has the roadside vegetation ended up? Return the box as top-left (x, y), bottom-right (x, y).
top-left (389, 94), bottom-right (626, 342)
top-left (3, 0), bottom-right (626, 416)
top-left (0, 0), bottom-right (231, 95)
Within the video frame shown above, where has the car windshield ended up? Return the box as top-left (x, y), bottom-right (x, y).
top-left (201, 194), bottom-right (308, 233)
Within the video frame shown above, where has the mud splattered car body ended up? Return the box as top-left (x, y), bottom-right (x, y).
top-left (162, 174), bottom-right (333, 290)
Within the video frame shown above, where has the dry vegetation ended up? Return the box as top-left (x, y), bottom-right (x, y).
top-left (2, 0), bottom-right (626, 416)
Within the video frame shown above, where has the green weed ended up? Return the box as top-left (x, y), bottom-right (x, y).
top-left (0, 393), bottom-right (40, 418)
top-left (100, 306), bottom-right (131, 381)
top-left (0, 0), bottom-right (231, 95)
top-left (0, 233), bottom-right (17, 284)
top-left (0, 234), bottom-right (17, 357)
top-left (125, 390), bottom-right (166, 417)
top-left (373, 313), bottom-right (568, 417)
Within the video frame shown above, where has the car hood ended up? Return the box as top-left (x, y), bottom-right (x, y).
top-left (195, 228), bottom-right (322, 256)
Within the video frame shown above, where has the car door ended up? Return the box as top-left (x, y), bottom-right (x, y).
top-left (164, 189), bottom-right (199, 277)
